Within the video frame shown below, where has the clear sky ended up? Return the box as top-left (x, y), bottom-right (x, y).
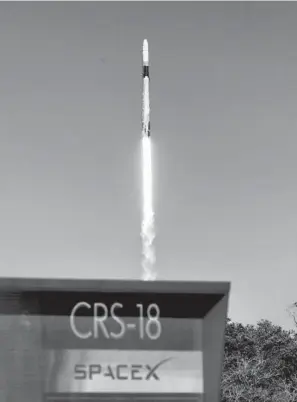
top-left (0, 2), bottom-right (297, 330)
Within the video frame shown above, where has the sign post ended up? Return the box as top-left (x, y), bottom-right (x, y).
top-left (0, 278), bottom-right (230, 402)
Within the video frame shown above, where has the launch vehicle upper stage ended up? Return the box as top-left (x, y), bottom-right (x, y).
top-left (142, 39), bottom-right (150, 138)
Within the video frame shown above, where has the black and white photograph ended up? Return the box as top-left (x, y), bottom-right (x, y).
top-left (0, 2), bottom-right (296, 402)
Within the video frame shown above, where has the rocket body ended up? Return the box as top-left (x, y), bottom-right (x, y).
top-left (142, 39), bottom-right (150, 137)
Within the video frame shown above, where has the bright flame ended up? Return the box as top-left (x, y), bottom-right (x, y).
top-left (141, 136), bottom-right (156, 281)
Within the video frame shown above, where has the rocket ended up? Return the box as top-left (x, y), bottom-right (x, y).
top-left (142, 39), bottom-right (150, 137)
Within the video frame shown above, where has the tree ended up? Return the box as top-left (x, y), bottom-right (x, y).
top-left (221, 318), bottom-right (297, 402)
top-left (287, 302), bottom-right (297, 328)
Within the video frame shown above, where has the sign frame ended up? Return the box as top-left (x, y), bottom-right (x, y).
top-left (0, 277), bottom-right (230, 402)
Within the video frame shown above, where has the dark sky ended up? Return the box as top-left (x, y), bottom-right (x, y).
top-left (0, 2), bottom-right (297, 330)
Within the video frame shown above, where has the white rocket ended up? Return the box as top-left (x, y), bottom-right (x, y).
top-left (142, 39), bottom-right (150, 137)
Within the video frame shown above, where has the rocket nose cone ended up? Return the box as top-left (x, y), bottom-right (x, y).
top-left (142, 39), bottom-right (149, 64)
top-left (143, 39), bottom-right (148, 52)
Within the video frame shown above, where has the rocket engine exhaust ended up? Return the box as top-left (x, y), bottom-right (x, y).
top-left (141, 39), bottom-right (156, 281)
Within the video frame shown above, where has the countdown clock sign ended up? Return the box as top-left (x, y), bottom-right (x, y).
top-left (0, 278), bottom-right (230, 402)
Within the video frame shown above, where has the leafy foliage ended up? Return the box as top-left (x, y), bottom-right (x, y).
top-left (221, 318), bottom-right (297, 402)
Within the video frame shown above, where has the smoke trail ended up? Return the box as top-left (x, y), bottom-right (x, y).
top-left (141, 135), bottom-right (156, 281)
top-left (141, 40), bottom-right (156, 281)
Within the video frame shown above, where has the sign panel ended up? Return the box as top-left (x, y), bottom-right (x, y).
top-left (0, 278), bottom-right (230, 402)
top-left (42, 290), bottom-right (205, 400)
top-left (47, 350), bottom-right (203, 393)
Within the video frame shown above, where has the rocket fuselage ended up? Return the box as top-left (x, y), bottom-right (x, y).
top-left (142, 66), bottom-right (149, 78)
top-left (142, 39), bottom-right (150, 138)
